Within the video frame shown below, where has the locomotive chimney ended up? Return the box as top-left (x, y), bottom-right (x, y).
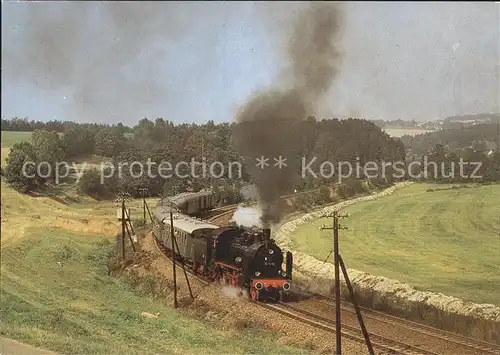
top-left (262, 228), bottom-right (271, 248)
top-left (262, 228), bottom-right (271, 240)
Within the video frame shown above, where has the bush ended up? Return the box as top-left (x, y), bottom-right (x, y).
top-left (4, 142), bottom-right (45, 193)
top-left (78, 168), bottom-right (116, 199)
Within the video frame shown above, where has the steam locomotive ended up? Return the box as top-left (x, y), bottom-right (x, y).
top-left (152, 204), bottom-right (293, 302)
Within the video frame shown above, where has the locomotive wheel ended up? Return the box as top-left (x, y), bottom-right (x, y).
top-left (250, 290), bottom-right (259, 301)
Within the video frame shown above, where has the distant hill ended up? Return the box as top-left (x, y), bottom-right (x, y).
top-left (370, 113), bottom-right (499, 132)
top-left (441, 113), bottom-right (499, 130)
top-left (443, 112), bottom-right (500, 123)
top-left (370, 119), bottom-right (441, 132)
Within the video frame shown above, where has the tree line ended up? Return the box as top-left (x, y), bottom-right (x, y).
top-left (1, 116), bottom-right (133, 133)
top-left (2, 116), bottom-right (498, 200)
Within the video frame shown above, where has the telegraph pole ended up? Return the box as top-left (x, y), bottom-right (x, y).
top-left (496, 118), bottom-right (499, 154)
top-left (163, 200), bottom-right (194, 307)
top-left (320, 210), bottom-right (374, 355)
top-left (117, 192), bottom-right (131, 260)
top-left (320, 210), bottom-right (346, 355)
top-left (333, 212), bottom-right (342, 354)
top-left (121, 198), bottom-right (126, 260)
top-left (172, 230), bottom-right (194, 300)
top-left (338, 254), bottom-right (374, 355)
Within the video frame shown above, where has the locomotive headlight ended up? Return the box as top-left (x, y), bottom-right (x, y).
top-left (269, 249), bottom-right (274, 254)
top-left (280, 270), bottom-right (287, 277)
top-left (255, 271), bottom-right (261, 276)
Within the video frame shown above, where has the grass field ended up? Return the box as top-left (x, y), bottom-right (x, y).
top-left (0, 182), bottom-right (311, 354)
top-left (1, 131), bottom-right (34, 166)
top-left (291, 183), bottom-right (500, 305)
top-left (1, 131), bottom-right (34, 147)
top-left (0, 130), bottom-right (129, 168)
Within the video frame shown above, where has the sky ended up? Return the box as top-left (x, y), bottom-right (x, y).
top-left (2, 1), bottom-right (499, 126)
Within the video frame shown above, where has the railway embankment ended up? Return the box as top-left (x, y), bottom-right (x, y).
top-left (273, 181), bottom-right (500, 345)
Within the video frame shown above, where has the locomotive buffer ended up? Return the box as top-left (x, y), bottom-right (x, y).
top-left (320, 210), bottom-right (374, 355)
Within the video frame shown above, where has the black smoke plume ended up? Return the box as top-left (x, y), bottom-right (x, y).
top-left (232, 2), bottom-right (345, 227)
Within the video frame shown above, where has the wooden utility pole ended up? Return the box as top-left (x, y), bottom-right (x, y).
top-left (162, 200), bottom-right (194, 306)
top-left (124, 219), bottom-right (136, 252)
top-left (172, 231), bottom-right (194, 300)
top-left (496, 119), bottom-right (499, 154)
top-left (339, 254), bottom-right (374, 355)
top-left (320, 210), bottom-right (344, 354)
top-left (144, 198), bottom-right (154, 224)
top-left (121, 198), bottom-right (126, 260)
top-left (117, 192), bottom-right (131, 260)
top-left (320, 211), bottom-right (373, 355)
top-left (333, 211), bottom-right (341, 354)
top-left (169, 211), bottom-right (178, 309)
top-left (138, 187), bottom-right (149, 225)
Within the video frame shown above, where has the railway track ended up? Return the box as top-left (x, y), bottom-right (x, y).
top-left (295, 291), bottom-right (500, 355)
top-left (259, 301), bottom-right (439, 355)
top-left (203, 205), bottom-right (239, 221)
top-left (282, 295), bottom-right (499, 355)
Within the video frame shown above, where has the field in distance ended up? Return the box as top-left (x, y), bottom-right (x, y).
top-left (1, 131), bottom-right (34, 147)
top-left (291, 182), bottom-right (500, 306)
top-left (0, 131), bottom-right (116, 171)
top-left (1, 131), bottom-right (134, 147)
top-left (1, 131), bottom-right (34, 166)
top-left (0, 181), bottom-right (312, 355)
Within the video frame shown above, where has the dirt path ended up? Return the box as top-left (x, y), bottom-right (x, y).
top-left (0, 338), bottom-right (58, 355)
